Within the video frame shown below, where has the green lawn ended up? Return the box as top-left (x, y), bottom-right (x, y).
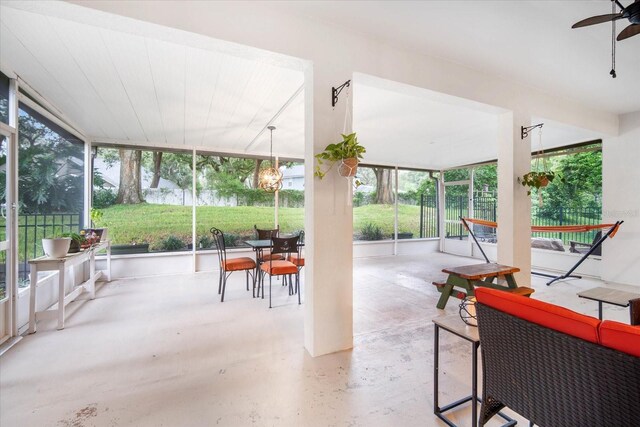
top-left (94, 203), bottom-right (435, 250)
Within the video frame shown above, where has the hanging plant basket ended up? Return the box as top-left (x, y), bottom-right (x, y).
top-left (518, 171), bottom-right (556, 195)
top-left (314, 133), bottom-right (366, 180)
top-left (338, 157), bottom-right (359, 177)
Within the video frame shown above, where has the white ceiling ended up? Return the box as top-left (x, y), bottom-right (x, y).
top-left (273, 0), bottom-right (640, 115)
top-left (0, 2), bottom-right (305, 158)
top-left (0, 1), bottom-right (613, 170)
top-left (354, 74), bottom-right (603, 170)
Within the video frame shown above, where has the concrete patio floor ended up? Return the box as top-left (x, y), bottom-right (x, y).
top-left (0, 252), bottom-right (633, 426)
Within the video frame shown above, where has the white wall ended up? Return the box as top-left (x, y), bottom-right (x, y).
top-left (602, 111), bottom-right (640, 288)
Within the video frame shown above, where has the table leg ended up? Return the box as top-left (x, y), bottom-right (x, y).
top-left (505, 274), bottom-right (518, 289)
top-left (598, 301), bottom-right (603, 320)
top-left (106, 241), bottom-right (112, 282)
top-left (89, 250), bottom-right (96, 299)
top-left (57, 264), bottom-right (65, 330)
top-left (436, 284), bottom-right (454, 309)
top-left (472, 341), bottom-right (479, 427)
top-left (434, 324), bottom-right (440, 413)
top-left (28, 264), bottom-right (37, 334)
top-left (630, 299), bottom-right (640, 326)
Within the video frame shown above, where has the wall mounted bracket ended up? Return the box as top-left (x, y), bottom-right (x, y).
top-left (521, 123), bottom-right (544, 140)
top-left (332, 80), bottom-right (351, 107)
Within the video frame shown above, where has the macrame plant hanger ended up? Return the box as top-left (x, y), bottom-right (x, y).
top-left (533, 127), bottom-right (547, 207)
top-left (340, 84), bottom-right (356, 206)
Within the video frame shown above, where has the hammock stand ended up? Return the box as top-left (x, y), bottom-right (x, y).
top-left (460, 217), bottom-right (623, 286)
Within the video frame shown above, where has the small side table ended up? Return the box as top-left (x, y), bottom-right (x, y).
top-left (577, 286), bottom-right (640, 325)
top-left (433, 315), bottom-right (516, 427)
top-left (29, 240), bottom-right (111, 333)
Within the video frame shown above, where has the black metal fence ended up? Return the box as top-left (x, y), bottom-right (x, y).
top-left (16, 212), bottom-right (83, 282)
top-left (436, 193), bottom-right (601, 246)
top-left (419, 194), bottom-right (439, 238)
top-left (532, 206), bottom-right (601, 245)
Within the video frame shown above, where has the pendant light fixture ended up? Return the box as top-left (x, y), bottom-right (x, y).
top-left (258, 125), bottom-right (283, 192)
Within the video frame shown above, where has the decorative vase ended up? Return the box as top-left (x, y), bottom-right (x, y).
top-left (338, 157), bottom-right (358, 177)
top-left (42, 238), bottom-right (71, 258)
top-left (459, 296), bottom-right (478, 326)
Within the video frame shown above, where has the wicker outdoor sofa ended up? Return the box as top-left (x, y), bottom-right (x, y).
top-left (474, 287), bottom-right (640, 427)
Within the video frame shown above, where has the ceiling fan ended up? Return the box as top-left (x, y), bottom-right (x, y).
top-left (572, 0), bottom-right (640, 41)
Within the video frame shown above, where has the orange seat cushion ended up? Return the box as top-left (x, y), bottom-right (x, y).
top-left (223, 257), bottom-right (256, 271)
top-left (599, 320), bottom-right (640, 358)
top-left (288, 254), bottom-right (305, 266)
top-left (260, 260), bottom-right (298, 275)
top-left (259, 252), bottom-right (284, 262)
top-left (475, 287), bottom-right (601, 343)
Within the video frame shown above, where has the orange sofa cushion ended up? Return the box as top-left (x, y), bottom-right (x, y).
top-left (260, 260), bottom-right (298, 275)
top-left (223, 257), bottom-right (256, 271)
top-left (475, 287), bottom-right (601, 343)
top-left (599, 320), bottom-right (640, 358)
top-left (288, 254), bottom-right (305, 266)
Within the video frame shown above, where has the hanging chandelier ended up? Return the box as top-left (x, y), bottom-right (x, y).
top-left (258, 125), bottom-right (283, 193)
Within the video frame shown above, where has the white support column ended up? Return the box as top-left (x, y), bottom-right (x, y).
top-left (304, 63), bottom-right (354, 357)
top-left (497, 112), bottom-right (532, 282)
top-left (192, 148), bottom-right (197, 272)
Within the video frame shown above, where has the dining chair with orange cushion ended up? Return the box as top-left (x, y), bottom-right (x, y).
top-left (287, 230), bottom-right (304, 302)
top-left (211, 227), bottom-right (256, 302)
top-left (254, 225), bottom-right (284, 263)
top-left (258, 234), bottom-right (301, 308)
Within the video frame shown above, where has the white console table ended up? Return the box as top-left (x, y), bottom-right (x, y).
top-left (28, 240), bottom-right (111, 333)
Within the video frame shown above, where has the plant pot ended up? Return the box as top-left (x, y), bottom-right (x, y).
top-left (538, 177), bottom-right (550, 188)
top-left (68, 239), bottom-right (81, 253)
top-left (85, 228), bottom-right (108, 242)
top-left (397, 232), bottom-right (413, 239)
top-left (111, 243), bottom-right (150, 255)
top-left (338, 157), bottom-right (358, 177)
top-left (42, 238), bottom-right (71, 258)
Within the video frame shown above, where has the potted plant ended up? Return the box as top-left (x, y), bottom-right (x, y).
top-left (61, 232), bottom-right (87, 253)
top-left (314, 132), bottom-right (366, 179)
top-left (518, 171), bottom-right (557, 195)
top-left (42, 234), bottom-right (72, 258)
top-left (89, 207), bottom-right (108, 241)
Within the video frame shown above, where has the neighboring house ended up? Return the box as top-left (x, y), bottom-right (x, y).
top-left (280, 164), bottom-right (304, 191)
top-left (93, 157), bottom-right (179, 190)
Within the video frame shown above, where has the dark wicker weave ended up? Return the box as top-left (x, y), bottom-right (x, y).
top-left (476, 303), bottom-right (640, 427)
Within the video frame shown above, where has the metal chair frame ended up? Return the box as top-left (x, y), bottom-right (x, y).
top-left (258, 235), bottom-right (302, 308)
top-left (211, 227), bottom-right (256, 302)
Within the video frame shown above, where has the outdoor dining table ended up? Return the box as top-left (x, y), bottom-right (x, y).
top-left (436, 263), bottom-right (520, 309)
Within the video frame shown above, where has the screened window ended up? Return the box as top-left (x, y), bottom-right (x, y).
top-left (92, 147), bottom-right (192, 253)
top-left (0, 72), bottom-right (9, 125)
top-left (397, 169), bottom-right (438, 239)
top-left (18, 104), bottom-right (85, 282)
top-left (353, 166), bottom-right (395, 241)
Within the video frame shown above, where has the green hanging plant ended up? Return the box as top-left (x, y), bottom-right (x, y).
top-left (314, 132), bottom-right (366, 180)
top-left (518, 171), bottom-right (557, 196)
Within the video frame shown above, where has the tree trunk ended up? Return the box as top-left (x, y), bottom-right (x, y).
top-left (252, 159), bottom-right (263, 189)
top-left (150, 151), bottom-right (163, 188)
top-left (116, 149), bottom-right (144, 204)
top-left (374, 167), bottom-right (394, 204)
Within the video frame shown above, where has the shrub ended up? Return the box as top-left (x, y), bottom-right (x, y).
top-left (360, 223), bottom-right (383, 241)
top-left (93, 188), bottom-right (117, 208)
top-left (198, 234), bottom-right (214, 249)
top-left (223, 232), bottom-right (241, 248)
top-left (159, 235), bottom-right (185, 251)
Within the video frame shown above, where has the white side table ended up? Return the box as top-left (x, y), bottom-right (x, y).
top-left (28, 240), bottom-right (111, 332)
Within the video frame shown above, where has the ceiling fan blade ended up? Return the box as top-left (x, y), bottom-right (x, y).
top-left (617, 24), bottom-right (640, 40)
top-left (572, 13), bottom-right (622, 28)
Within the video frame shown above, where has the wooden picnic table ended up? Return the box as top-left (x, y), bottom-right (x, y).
top-left (436, 263), bottom-right (520, 309)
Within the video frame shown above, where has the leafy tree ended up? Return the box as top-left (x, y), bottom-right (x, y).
top-left (537, 150), bottom-right (602, 218)
top-left (16, 108), bottom-right (84, 213)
